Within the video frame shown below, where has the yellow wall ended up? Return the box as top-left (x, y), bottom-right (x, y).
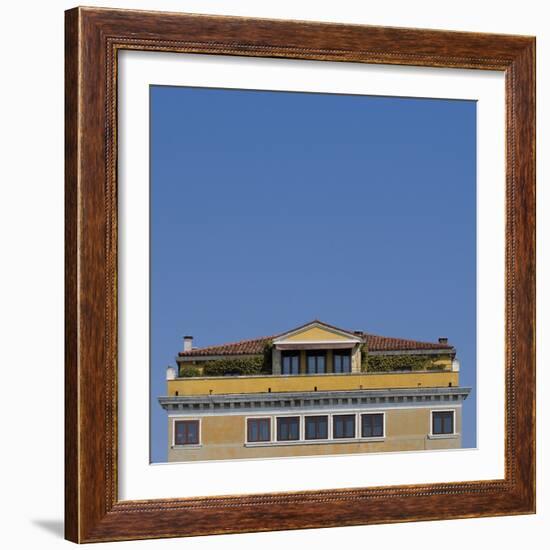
top-left (167, 407), bottom-right (462, 461)
top-left (300, 350), bottom-right (307, 374)
top-left (284, 326), bottom-right (352, 341)
top-left (168, 371), bottom-right (459, 396)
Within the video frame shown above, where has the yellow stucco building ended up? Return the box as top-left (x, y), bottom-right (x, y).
top-left (159, 320), bottom-right (470, 462)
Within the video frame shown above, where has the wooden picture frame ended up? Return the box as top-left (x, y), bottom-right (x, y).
top-left (65, 6), bottom-right (536, 543)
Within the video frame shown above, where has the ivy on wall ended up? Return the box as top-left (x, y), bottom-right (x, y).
top-left (360, 343), bottom-right (369, 368)
top-left (361, 353), bottom-right (450, 372)
top-left (178, 366), bottom-right (202, 377)
top-left (203, 357), bottom-right (270, 376)
top-left (177, 346), bottom-right (451, 377)
top-left (180, 356), bottom-right (270, 377)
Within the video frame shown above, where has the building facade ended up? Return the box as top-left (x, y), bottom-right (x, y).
top-left (159, 320), bottom-right (471, 462)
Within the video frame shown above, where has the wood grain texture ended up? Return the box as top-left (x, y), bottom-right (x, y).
top-left (64, 7), bottom-right (79, 543)
top-left (64, 6), bottom-right (536, 543)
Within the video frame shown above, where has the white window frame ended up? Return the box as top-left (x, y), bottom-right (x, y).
top-left (429, 409), bottom-right (459, 439)
top-left (243, 409), bottom-right (391, 447)
top-left (245, 415), bottom-right (273, 445)
top-left (171, 417), bottom-right (202, 448)
top-left (331, 412), bottom-right (357, 440)
top-left (275, 413), bottom-right (302, 443)
top-left (242, 409), bottom-right (396, 447)
top-left (359, 411), bottom-right (386, 440)
top-left (303, 413), bottom-right (331, 442)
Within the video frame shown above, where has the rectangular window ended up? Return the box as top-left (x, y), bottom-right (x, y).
top-left (281, 351), bottom-right (300, 375)
top-left (432, 411), bottom-right (454, 435)
top-left (306, 351), bottom-right (326, 374)
top-left (361, 413), bottom-right (384, 438)
top-left (333, 414), bottom-right (356, 439)
top-left (174, 420), bottom-right (199, 445)
top-left (276, 416), bottom-right (300, 441)
top-left (333, 351), bottom-right (351, 373)
top-left (304, 415), bottom-right (329, 440)
top-left (247, 418), bottom-right (271, 442)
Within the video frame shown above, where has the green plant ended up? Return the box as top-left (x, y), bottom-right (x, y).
top-left (426, 364), bottom-right (447, 371)
top-left (179, 366), bottom-right (202, 378)
top-left (361, 354), bottom-right (450, 373)
top-left (202, 356), bottom-right (266, 377)
top-left (360, 343), bottom-right (369, 367)
top-left (262, 341), bottom-right (274, 373)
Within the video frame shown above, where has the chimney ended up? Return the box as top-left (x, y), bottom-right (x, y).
top-left (438, 337), bottom-right (448, 345)
top-left (166, 366), bottom-right (177, 380)
top-left (183, 335), bottom-right (193, 352)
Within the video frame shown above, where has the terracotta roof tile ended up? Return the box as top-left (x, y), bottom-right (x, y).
top-left (178, 327), bottom-right (454, 357)
top-left (362, 333), bottom-right (453, 352)
top-left (179, 336), bottom-right (273, 357)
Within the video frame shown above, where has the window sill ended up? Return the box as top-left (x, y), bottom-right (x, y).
top-left (171, 444), bottom-right (203, 449)
top-left (427, 433), bottom-right (460, 440)
top-left (245, 437), bottom-right (385, 447)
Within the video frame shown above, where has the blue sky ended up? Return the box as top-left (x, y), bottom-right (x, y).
top-left (150, 85), bottom-right (477, 463)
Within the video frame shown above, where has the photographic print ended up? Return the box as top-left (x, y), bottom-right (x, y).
top-left (151, 86), bottom-right (476, 463)
top-left (65, 8), bottom-right (535, 540)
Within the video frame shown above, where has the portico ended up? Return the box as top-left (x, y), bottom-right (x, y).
top-left (271, 321), bottom-right (363, 375)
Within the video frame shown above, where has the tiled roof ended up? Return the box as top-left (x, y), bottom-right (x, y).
top-left (178, 323), bottom-right (454, 357)
top-left (362, 333), bottom-right (453, 352)
top-left (179, 335), bottom-right (273, 357)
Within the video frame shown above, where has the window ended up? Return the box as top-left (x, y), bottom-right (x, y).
top-left (333, 351), bottom-right (351, 373)
top-left (247, 418), bottom-right (271, 442)
top-left (281, 351), bottom-right (300, 375)
top-left (432, 411), bottom-right (454, 435)
top-left (361, 413), bottom-right (384, 438)
top-left (304, 415), bottom-right (328, 440)
top-left (277, 416), bottom-right (300, 441)
top-left (307, 351), bottom-right (326, 374)
top-left (333, 414), bottom-right (356, 439)
top-left (174, 420), bottom-right (199, 445)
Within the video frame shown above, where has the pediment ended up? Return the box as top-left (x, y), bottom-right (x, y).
top-left (273, 321), bottom-right (362, 345)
